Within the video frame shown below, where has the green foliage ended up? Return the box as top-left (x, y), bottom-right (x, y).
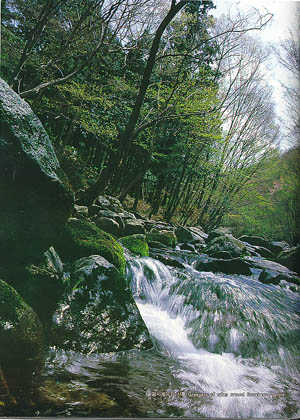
top-left (223, 147), bottom-right (300, 244)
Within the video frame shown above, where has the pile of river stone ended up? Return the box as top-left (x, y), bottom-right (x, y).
top-left (74, 196), bottom-right (300, 285)
top-left (1, 77), bottom-right (299, 413)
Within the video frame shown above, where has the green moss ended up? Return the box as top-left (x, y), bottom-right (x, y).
top-left (56, 218), bottom-right (126, 274)
top-left (0, 279), bottom-right (26, 325)
top-left (119, 235), bottom-right (149, 257)
top-left (0, 279), bottom-right (44, 384)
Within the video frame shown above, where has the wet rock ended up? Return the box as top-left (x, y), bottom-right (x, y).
top-left (0, 279), bottom-right (44, 406)
top-left (179, 243), bottom-right (196, 252)
top-left (196, 257), bottom-right (252, 276)
top-left (258, 270), bottom-right (280, 285)
top-left (249, 257), bottom-right (296, 275)
top-left (238, 235), bottom-right (269, 247)
top-left (50, 255), bottom-right (152, 353)
top-left (0, 78), bottom-right (73, 264)
top-left (251, 246), bottom-right (275, 259)
top-left (205, 234), bottom-right (248, 258)
top-left (152, 254), bottom-right (185, 269)
top-left (238, 235), bottom-right (278, 256)
top-left (277, 246), bottom-right (300, 275)
top-left (269, 241), bottom-right (290, 256)
top-left (274, 273), bottom-right (300, 286)
top-left (209, 250), bottom-right (233, 259)
top-left (37, 379), bottom-right (117, 410)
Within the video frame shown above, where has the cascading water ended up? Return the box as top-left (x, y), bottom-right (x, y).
top-left (41, 254), bottom-right (300, 418)
top-left (126, 256), bottom-right (300, 418)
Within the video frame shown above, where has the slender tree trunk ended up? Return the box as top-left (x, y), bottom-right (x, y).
top-left (80, 1), bottom-right (188, 205)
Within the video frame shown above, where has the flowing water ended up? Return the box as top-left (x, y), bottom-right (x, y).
top-left (39, 255), bottom-right (300, 418)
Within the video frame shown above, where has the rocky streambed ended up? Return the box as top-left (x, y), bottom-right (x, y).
top-left (1, 77), bottom-right (300, 417)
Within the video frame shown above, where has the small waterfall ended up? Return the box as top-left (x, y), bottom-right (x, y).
top-left (40, 255), bottom-right (300, 418)
top-left (126, 256), bottom-right (300, 418)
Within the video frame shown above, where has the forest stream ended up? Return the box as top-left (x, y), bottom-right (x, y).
top-left (34, 252), bottom-right (300, 418)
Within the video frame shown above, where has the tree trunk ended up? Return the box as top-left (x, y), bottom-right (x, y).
top-left (80, 0), bottom-right (188, 205)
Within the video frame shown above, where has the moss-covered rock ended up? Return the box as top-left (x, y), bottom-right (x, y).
top-left (146, 230), bottom-right (177, 248)
top-left (37, 380), bottom-right (117, 410)
top-left (50, 255), bottom-right (152, 353)
top-left (0, 78), bottom-right (73, 264)
top-left (55, 218), bottom-right (126, 274)
top-left (0, 279), bottom-right (44, 407)
top-left (118, 235), bottom-right (149, 257)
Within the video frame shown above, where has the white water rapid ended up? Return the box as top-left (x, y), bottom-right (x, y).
top-left (127, 256), bottom-right (300, 418)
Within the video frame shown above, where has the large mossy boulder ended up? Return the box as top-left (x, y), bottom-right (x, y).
top-left (0, 279), bottom-right (44, 407)
top-left (0, 78), bottom-right (73, 264)
top-left (50, 256), bottom-right (152, 353)
top-left (205, 234), bottom-right (248, 258)
top-left (118, 235), bottom-right (149, 257)
top-left (54, 218), bottom-right (126, 274)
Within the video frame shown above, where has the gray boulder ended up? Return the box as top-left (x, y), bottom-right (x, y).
top-left (238, 235), bottom-right (279, 256)
top-left (249, 257), bottom-right (296, 274)
top-left (238, 235), bottom-right (270, 248)
top-left (146, 229), bottom-right (177, 248)
top-left (205, 234), bottom-right (247, 258)
top-left (93, 195), bottom-right (123, 213)
top-left (94, 216), bottom-right (120, 236)
top-left (258, 270), bottom-right (280, 285)
top-left (50, 255), bottom-right (152, 353)
top-left (73, 204), bottom-right (88, 220)
top-left (269, 241), bottom-right (290, 256)
top-left (180, 243), bottom-right (196, 252)
top-left (0, 78), bottom-right (73, 264)
top-left (207, 228), bottom-right (232, 242)
top-left (152, 254), bottom-right (185, 269)
top-left (189, 226), bottom-right (208, 240)
top-left (277, 246), bottom-right (300, 274)
top-left (251, 246), bottom-right (275, 259)
top-left (196, 257), bottom-right (252, 276)
top-left (123, 219), bottom-right (146, 235)
top-left (175, 226), bottom-right (206, 244)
